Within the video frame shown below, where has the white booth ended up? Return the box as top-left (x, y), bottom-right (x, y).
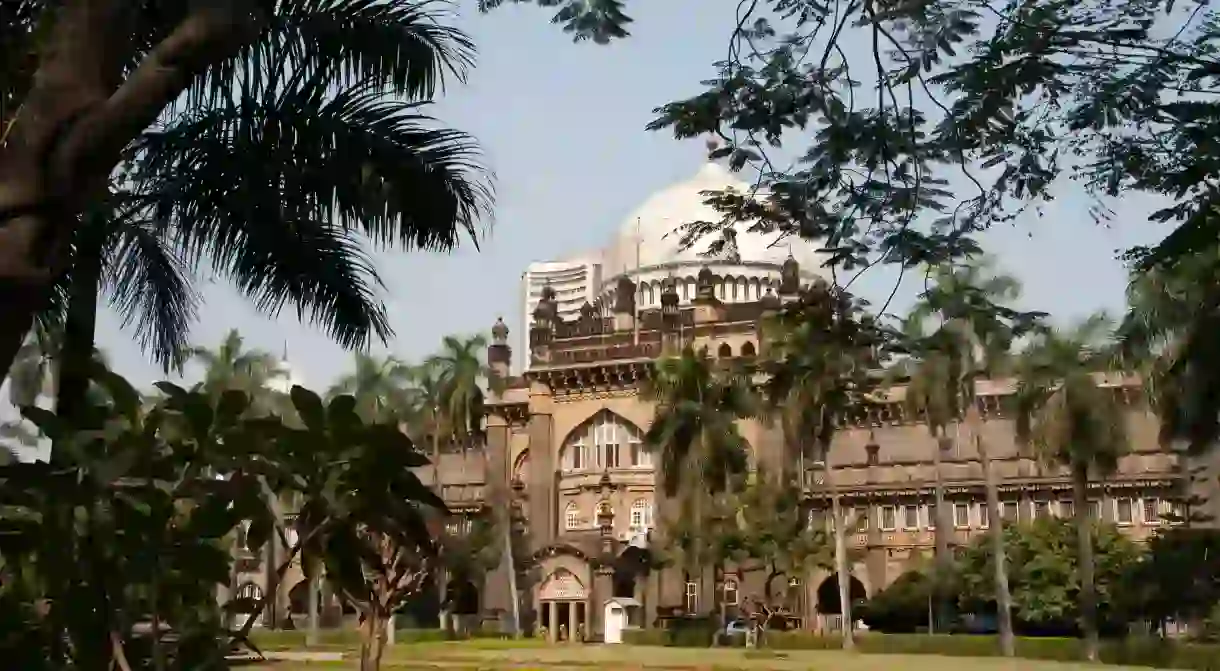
top-left (602, 597), bottom-right (642, 644)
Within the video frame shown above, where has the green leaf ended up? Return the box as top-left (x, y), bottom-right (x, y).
top-left (216, 389), bottom-right (250, 427)
top-left (95, 366), bottom-right (141, 420)
top-left (291, 386), bottom-right (326, 431)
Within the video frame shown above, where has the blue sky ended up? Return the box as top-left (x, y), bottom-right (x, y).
top-left (88, 0), bottom-right (1170, 392)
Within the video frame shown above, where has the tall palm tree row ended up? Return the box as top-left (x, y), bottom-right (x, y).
top-left (1014, 314), bottom-right (1129, 662)
top-left (759, 279), bottom-right (879, 650)
top-left (642, 345), bottom-right (756, 617)
top-left (0, 1), bottom-right (494, 433)
top-left (901, 257), bottom-right (1040, 655)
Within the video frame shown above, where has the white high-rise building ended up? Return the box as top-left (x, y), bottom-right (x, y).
top-left (520, 255), bottom-right (603, 361)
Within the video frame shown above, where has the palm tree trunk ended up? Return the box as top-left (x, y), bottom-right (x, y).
top-left (931, 430), bottom-right (952, 632)
top-left (503, 511), bottom-right (521, 637)
top-left (827, 465), bottom-right (854, 650)
top-left (974, 426), bottom-right (1014, 656)
top-left (54, 218), bottom-right (107, 433)
top-left (1072, 462), bottom-right (1099, 661)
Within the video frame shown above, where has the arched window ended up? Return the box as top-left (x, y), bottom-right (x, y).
top-left (236, 582), bottom-right (264, 602)
top-left (717, 343), bottom-right (732, 358)
top-left (723, 577), bottom-right (740, 605)
top-left (749, 278), bottom-right (760, 300)
top-left (737, 278), bottom-right (748, 301)
top-left (512, 449), bottom-right (529, 482)
top-left (686, 279), bottom-right (696, 302)
top-left (561, 431), bottom-right (587, 472)
top-left (630, 498), bottom-right (653, 529)
top-left (729, 276), bottom-right (739, 300)
top-left (741, 341), bottom-right (757, 357)
top-left (562, 411), bottom-right (648, 471)
top-left (565, 502), bottom-right (581, 530)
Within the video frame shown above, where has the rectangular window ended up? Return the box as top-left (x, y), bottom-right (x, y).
top-left (978, 502), bottom-right (989, 529)
top-left (953, 503), bottom-right (970, 529)
top-left (1034, 500), bottom-right (1050, 520)
top-left (631, 508), bottom-right (644, 527)
top-left (602, 442), bottom-right (619, 468)
top-left (723, 579), bottom-right (739, 605)
top-left (923, 504), bottom-right (936, 530)
top-left (1016, 500), bottom-right (1029, 524)
top-left (1116, 498), bottom-right (1134, 525)
top-left (630, 442), bottom-right (643, 466)
top-left (880, 505), bottom-right (897, 531)
top-left (903, 505), bottom-right (919, 530)
top-left (1001, 501), bottom-right (1016, 523)
top-left (570, 444), bottom-right (584, 470)
top-left (1060, 500), bottom-right (1075, 519)
top-left (684, 581), bottom-right (698, 612)
top-left (1143, 498), bottom-right (1160, 525)
top-left (1089, 500), bottom-right (1102, 520)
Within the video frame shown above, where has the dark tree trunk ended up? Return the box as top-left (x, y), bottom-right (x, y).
top-left (931, 430), bottom-right (953, 632)
top-left (1072, 462), bottom-right (1099, 661)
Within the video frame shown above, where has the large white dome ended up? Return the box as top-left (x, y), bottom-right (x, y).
top-left (602, 160), bottom-right (827, 274)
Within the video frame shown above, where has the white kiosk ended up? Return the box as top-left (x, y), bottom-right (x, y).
top-left (602, 597), bottom-right (642, 644)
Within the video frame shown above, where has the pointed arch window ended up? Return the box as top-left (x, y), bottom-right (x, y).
top-left (565, 502), bottom-right (581, 530)
top-left (561, 411), bottom-right (649, 472)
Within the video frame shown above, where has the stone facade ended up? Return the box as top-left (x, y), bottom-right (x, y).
top-left (444, 263), bottom-right (1184, 642)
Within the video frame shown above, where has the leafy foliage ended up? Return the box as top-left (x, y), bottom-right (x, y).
top-left (956, 519), bottom-right (1141, 634)
top-left (643, 346), bottom-right (756, 497)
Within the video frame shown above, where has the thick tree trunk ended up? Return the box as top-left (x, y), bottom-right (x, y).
top-left (359, 609), bottom-right (387, 671)
top-left (1072, 463), bottom-right (1099, 661)
top-left (974, 426), bottom-right (1014, 656)
top-left (931, 430), bottom-right (953, 631)
top-left (306, 573), bottom-right (320, 646)
top-left (0, 2), bottom-right (262, 384)
top-left (54, 216), bottom-right (106, 435)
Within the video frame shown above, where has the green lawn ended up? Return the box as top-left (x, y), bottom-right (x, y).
top-left (245, 640), bottom-right (1169, 670)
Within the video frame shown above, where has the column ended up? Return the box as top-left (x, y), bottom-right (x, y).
top-left (528, 382), bottom-right (556, 548)
top-left (568, 601), bottom-right (578, 643)
top-left (484, 413), bottom-right (513, 623)
top-left (548, 601), bottom-right (558, 642)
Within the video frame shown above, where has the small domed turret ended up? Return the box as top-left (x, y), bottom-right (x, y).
top-left (779, 252), bottom-right (801, 295)
top-left (491, 316), bottom-right (509, 344)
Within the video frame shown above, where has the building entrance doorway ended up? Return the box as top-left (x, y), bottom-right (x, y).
top-left (540, 600), bottom-right (586, 641)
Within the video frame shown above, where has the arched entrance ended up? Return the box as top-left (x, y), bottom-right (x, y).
top-left (612, 545), bottom-right (651, 598)
top-left (539, 568), bottom-right (588, 642)
top-left (815, 573), bottom-right (867, 634)
top-left (815, 573), bottom-right (867, 615)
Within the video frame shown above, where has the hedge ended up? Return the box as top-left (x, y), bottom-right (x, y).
top-left (620, 630), bottom-right (1220, 670)
top-left (249, 626), bottom-right (513, 649)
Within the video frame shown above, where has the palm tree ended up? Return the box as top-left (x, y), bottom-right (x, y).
top-left (0, 2), bottom-right (493, 401)
top-left (402, 363), bottom-right (447, 487)
top-left (902, 257), bottom-right (1033, 654)
top-left (760, 279), bottom-right (875, 650)
top-left (1014, 314), bottom-right (1129, 662)
top-left (642, 346), bottom-right (755, 617)
top-left (327, 353), bottom-right (415, 424)
top-left (190, 330), bottom-right (284, 413)
top-left (427, 335), bottom-right (504, 457)
top-left (1118, 253), bottom-right (1220, 524)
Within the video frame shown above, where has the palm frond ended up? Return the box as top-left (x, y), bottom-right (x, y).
top-left (137, 74), bottom-right (491, 349)
top-left (184, 0), bottom-right (475, 110)
top-left (103, 200), bottom-right (200, 373)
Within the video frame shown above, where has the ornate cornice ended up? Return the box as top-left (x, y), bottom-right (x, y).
top-left (526, 359), bottom-right (653, 397)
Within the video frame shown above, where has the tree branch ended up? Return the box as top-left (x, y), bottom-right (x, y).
top-left (58, 3), bottom-right (266, 185)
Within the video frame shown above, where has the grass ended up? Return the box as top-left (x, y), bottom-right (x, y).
top-left (241, 639), bottom-right (1173, 670)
